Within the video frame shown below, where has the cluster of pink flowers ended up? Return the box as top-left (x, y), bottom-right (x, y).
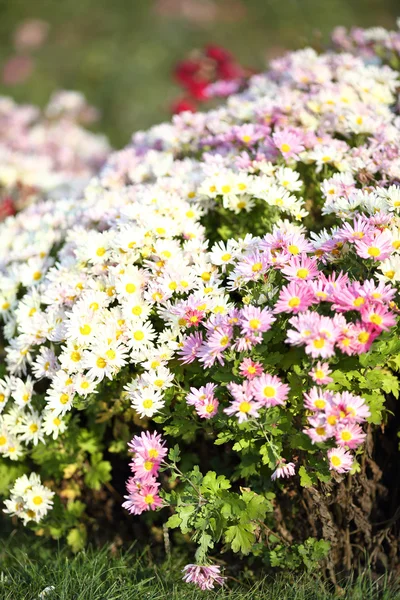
top-left (304, 389), bottom-right (370, 473)
top-left (182, 564), bottom-right (225, 590)
top-left (186, 366), bottom-right (290, 424)
top-left (122, 432), bottom-right (167, 515)
top-left (177, 304), bottom-right (275, 367)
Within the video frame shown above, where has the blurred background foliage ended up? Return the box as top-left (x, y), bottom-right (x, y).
top-left (0, 0), bottom-right (399, 147)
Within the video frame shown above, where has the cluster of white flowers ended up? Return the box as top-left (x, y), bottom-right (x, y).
top-left (0, 90), bottom-right (110, 214)
top-left (3, 472), bottom-right (54, 524)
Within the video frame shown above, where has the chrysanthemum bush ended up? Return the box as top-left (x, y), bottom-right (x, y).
top-left (0, 90), bottom-right (110, 218)
top-left (1, 21), bottom-right (400, 589)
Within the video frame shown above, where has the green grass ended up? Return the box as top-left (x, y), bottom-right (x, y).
top-left (1, 543), bottom-right (399, 600)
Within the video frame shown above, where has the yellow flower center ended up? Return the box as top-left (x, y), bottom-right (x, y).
top-left (249, 319), bottom-right (261, 330)
top-left (251, 262), bottom-right (263, 272)
top-left (29, 424), bottom-right (38, 433)
top-left (148, 449), bottom-right (159, 459)
top-left (221, 253), bottom-right (231, 262)
top-left (96, 357), bottom-right (107, 369)
top-left (358, 332), bottom-right (370, 344)
top-left (205, 404), bottom-right (215, 413)
top-left (263, 386), bottom-right (275, 398)
top-left (33, 496), bottom-right (43, 506)
top-left (331, 455), bottom-right (341, 467)
top-left (367, 247), bottom-right (380, 257)
top-left (341, 431), bottom-right (352, 441)
top-left (313, 338), bottom-right (325, 349)
top-left (297, 268), bottom-right (309, 279)
top-left (353, 297), bottom-right (364, 307)
top-left (71, 351), bottom-right (81, 363)
top-left (60, 394), bottom-right (70, 405)
top-left (125, 283), bottom-right (136, 294)
top-left (288, 297), bottom-right (300, 308)
top-left (143, 399), bottom-right (154, 409)
top-left (144, 494), bottom-right (154, 505)
top-left (239, 401), bottom-right (251, 413)
top-left (96, 247), bottom-right (106, 256)
top-left (369, 314), bottom-right (383, 326)
top-left (281, 143), bottom-right (291, 153)
top-left (134, 331), bottom-right (145, 341)
top-left (316, 426), bottom-right (326, 436)
top-left (314, 399), bottom-right (326, 409)
top-left (288, 244), bottom-right (299, 255)
top-left (106, 349), bottom-right (116, 360)
top-left (80, 324), bottom-right (91, 336)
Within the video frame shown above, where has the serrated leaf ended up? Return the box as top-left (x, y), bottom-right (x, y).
top-left (201, 471), bottom-right (231, 495)
top-left (166, 514), bottom-right (182, 529)
top-left (225, 522), bottom-right (255, 554)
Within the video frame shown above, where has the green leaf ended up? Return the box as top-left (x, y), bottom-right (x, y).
top-left (84, 452), bottom-right (111, 490)
top-left (166, 514), bottom-right (182, 529)
top-left (67, 526), bottom-right (87, 553)
top-left (201, 471), bottom-right (231, 495)
top-left (225, 522), bottom-right (255, 554)
top-left (241, 490), bottom-right (270, 519)
top-left (66, 501), bottom-right (86, 518)
top-left (177, 504), bottom-right (196, 533)
top-left (195, 532), bottom-right (213, 562)
top-left (299, 466), bottom-right (313, 488)
top-left (168, 444), bottom-right (181, 463)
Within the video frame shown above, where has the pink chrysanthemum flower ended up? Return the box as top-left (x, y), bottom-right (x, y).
top-left (348, 324), bottom-right (378, 354)
top-left (331, 391), bottom-right (371, 423)
top-left (239, 305), bottom-right (275, 335)
top-left (224, 398), bottom-right (261, 423)
top-left (360, 303), bottom-right (396, 331)
top-left (354, 230), bottom-right (393, 262)
top-left (186, 383), bottom-right (217, 406)
top-left (122, 482), bottom-right (162, 515)
top-left (304, 416), bottom-right (333, 443)
top-left (309, 362), bottom-right (333, 385)
top-left (272, 128), bottom-right (305, 159)
top-left (195, 397), bottom-right (219, 419)
top-left (271, 459), bottom-right (296, 481)
top-left (327, 447), bottom-right (353, 474)
top-left (303, 387), bottom-right (333, 411)
top-left (335, 217), bottom-right (374, 243)
top-left (182, 564), bottom-right (225, 590)
top-left (239, 357), bottom-right (263, 380)
top-left (251, 373), bottom-right (289, 407)
top-left (186, 383), bottom-right (219, 419)
top-left (128, 431), bottom-right (168, 463)
top-left (178, 331), bottom-right (204, 364)
top-left (130, 455), bottom-right (161, 482)
top-left (281, 254), bottom-right (319, 281)
top-left (335, 423), bottom-right (366, 449)
top-left (273, 280), bottom-right (315, 314)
